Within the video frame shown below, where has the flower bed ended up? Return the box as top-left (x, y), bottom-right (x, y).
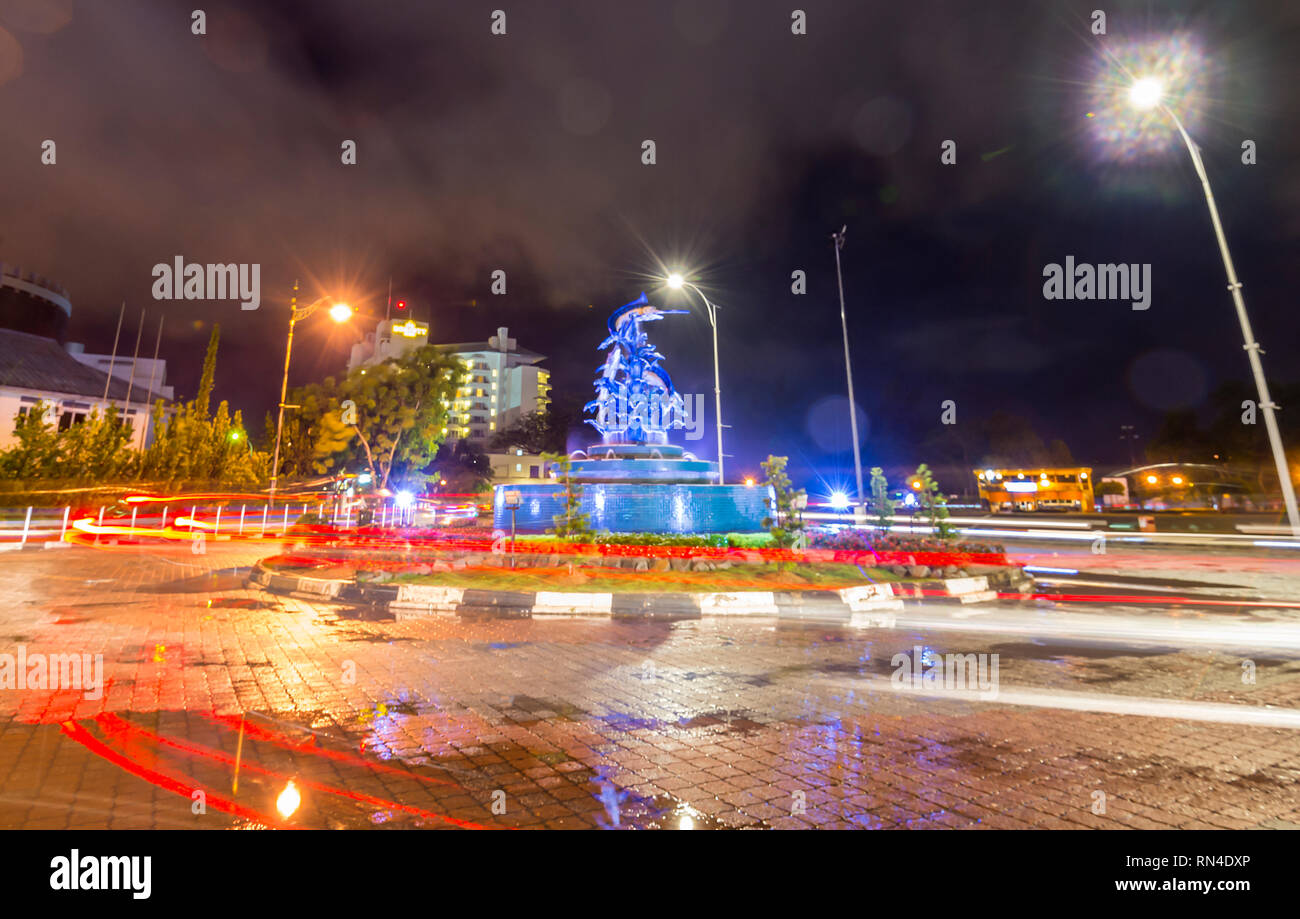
top-left (808, 528), bottom-right (1014, 576)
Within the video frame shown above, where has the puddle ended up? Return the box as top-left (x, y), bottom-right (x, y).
top-left (589, 765), bottom-right (730, 830)
top-left (987, 640), bottom-right (1177, 661)
top-left (206, 598), bottom-right (278, 610)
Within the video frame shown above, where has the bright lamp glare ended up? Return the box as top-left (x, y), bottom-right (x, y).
top-left (829, 491), bottom-right (850, 510)
top-left (329, 302), bottom-right (353, 322)
top-left (666, 273), bottom-right (684, 289)
top-left (1128, 77), bottom-right (1163, 110)
top-left (395, 490), bottom-right (415, 508)
top-left (276, 780), bottom-right (301, 818)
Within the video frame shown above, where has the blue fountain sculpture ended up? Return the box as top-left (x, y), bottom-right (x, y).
top-left (493, 293), bottom-right (768, 534)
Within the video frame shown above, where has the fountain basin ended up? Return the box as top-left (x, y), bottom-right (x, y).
top-left (493, 481), bottom-right (768, 534)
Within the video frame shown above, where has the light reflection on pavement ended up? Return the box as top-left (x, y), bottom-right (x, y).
top-left (1, 543), bottom-right (1299, 830)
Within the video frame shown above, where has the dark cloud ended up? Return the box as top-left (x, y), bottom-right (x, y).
top-left (0, 0), bottom-right (1297, 482)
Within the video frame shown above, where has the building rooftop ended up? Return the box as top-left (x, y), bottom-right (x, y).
top-left (436, 341), bottom-right (546, 364)
top-left (0, 329), bottom-right (170, 405)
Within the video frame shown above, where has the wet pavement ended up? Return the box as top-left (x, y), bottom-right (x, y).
top-left (1, 543), bottom-right (1299, 829)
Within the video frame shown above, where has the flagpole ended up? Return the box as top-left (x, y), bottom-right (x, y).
top-left (122, 309), bottom-right (144, 447)
top-left (123, 309), bottom-right (144, 410)
top-left (102, 302), bottom-right (124, 401)
top-left (141, 315), bottom-right (164, 450)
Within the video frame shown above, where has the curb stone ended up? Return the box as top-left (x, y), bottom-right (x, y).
top-left (247, 561), bottom-right (1002, 621)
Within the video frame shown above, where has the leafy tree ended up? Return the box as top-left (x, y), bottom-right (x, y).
top-left (869, 466), bottom-right (894, 532)
top-left (489, 394), bottom-right (594, 455)
top-left (488, 411), bottom-right (558, 454)
top-left (913, 463), bottom-right (955, 540)
top-left (0, 402), bottom-right (62, 479)
top-left (0, 402), bottom-right (136, 481)
top-left (295, 345), bottom-right (463, 489)
top-left (0, 325), bottom-right (263, 488)
top-left (61, 406), bottom-right (135, 480)
top-left (761, 455), bottom-right (806, 549)
top-left (429, 440), bottom-right (492, 493)
top-left (542, 452), bottom-right (592, 540)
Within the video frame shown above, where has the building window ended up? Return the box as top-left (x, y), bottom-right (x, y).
top-left (530, 465), bottom-right (540, 478)
top-left (58, 411), bottom-right (87, 431)
top-left (515, 463), bottom-right (522, 472)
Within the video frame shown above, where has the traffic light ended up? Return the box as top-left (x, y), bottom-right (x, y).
top-left (395, 299), bottom-right (407, 311)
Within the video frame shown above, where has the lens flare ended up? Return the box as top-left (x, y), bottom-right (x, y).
top-left (1087, 34), bottom-right (1209, 161)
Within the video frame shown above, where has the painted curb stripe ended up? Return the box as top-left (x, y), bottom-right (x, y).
top-left (251, 566), bottom-right (1002, 620)
top-left (532, 591), bottom-right (614, 616)
top-left (696, 592), bottom-right (778, 615)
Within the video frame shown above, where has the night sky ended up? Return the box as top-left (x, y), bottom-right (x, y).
top-left (2, 0), bottom-right (1299, 493)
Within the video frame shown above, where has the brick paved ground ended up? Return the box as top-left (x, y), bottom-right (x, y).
top-left (1, 542), bottom-right (1298, 829)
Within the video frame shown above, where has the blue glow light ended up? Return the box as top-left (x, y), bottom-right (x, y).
top-left (830, 491), bottom-right (850, 509)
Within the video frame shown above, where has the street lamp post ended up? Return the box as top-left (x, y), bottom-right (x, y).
top-left (832, 226), bottom-right (866, 525)
top-left (269, 280), bottom-right (352, 502)
top-left (666, 274), bottom-right (726, 484)
top-left (1128, 81), bottom-right (1300, 535)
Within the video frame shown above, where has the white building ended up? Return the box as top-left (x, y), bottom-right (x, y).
top-left (440, 328), bottom-right (550, 446)
top-left (348, 320), bottom-right (550, 448)
top-left (347, 317), bottom-right (431, 372)
top-left (487, 448), bottom-right (549, 484)
top-left (0, 329), bottom-right (168, 450)
top-left (66, 342), bottom-right (175, 405)
top-left (0, 266), bottom-right (172, 450)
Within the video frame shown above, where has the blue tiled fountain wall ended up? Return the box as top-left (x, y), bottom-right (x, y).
top-left (493, 483), bottom-right (769, 534)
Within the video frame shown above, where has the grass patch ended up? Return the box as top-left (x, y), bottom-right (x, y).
top-left (387, 561), bottom-right (899, 593)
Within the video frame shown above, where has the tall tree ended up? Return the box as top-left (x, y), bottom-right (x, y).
top-left (301, 345), bottom-right (464, 489)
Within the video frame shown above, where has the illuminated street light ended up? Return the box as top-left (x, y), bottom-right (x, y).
top-left (270, 281), bottom-right (351, 501)
top-left (1128, 77), bottom-right (1163, 110)
top-left (830, 491), bottom-right (850, 509)
top-left (663, 272), bottom-right (726, 484)
top-left (1092, 52), bottom-right (1300, 535)
top-left (1147, 475), bottom-right (1159, 485)
top-left (832, 226), bottom-right (866, 524)
top-left (1172, 475), bottom-right (1185, 486)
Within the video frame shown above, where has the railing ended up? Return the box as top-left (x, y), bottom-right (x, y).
top-left (0, 499), bottom-right (475, 548)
